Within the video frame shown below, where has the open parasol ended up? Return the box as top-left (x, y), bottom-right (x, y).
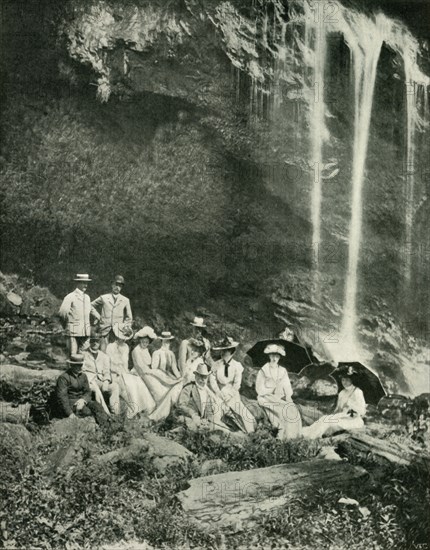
top-left (332, 362), bottom-right (387, 405)
top-left (246, 339), bottom-right (313, 374)
top-left (298, 362), bottom-right (336, 382)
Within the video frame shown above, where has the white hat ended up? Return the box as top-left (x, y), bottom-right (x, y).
top-left (264, 343), bottom-right (286, 356)
top-left (134, 326), bottom-right (157, 340)
top-left (194, 362), bottom-right (211, 376)
top-left (190, 316), bottom-right (207, 328)
top-left (74, 273), bottom-right (92, 282)
top-left (113, 323), bottom-right (134, 341)
top-left (160, 331), bottom-right (175, 340)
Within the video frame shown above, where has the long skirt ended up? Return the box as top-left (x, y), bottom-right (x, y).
top-left (301, 412), bottom-right (364, 439)
top-left (220, 386), bottom-right (256, 434)
top-left (257, 394), bottom-right (302, 440)
top-left (117, 373), bottom-right (157, 419)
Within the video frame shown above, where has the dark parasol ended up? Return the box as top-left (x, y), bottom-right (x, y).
top-left (332, 362), bottom-right (387, 405)
top-left (246, 339), bottom-right (313, 374)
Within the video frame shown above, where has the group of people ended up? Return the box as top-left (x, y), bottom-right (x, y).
top-left (56, 273), bottom-right (367, 439)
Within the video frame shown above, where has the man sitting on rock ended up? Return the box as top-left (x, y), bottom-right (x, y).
top-left (177, 362), bottom-right (230, 432)
top-left (82, 334), bottom-right (120, 415)
top-left (55, 354), bottom-right (110, 429)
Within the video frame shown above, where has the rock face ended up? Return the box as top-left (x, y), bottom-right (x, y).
top-left (177, 459), bottom-right (368, 531)
top-left (1, 0), bottom-right (429, 399)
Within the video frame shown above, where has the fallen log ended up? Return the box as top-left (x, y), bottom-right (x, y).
top-left (177, 459), bottom-right (368, 531)
top-left (0, 401), bottom-right (31, 424)
top-left (0, 364), bottom-right (62, 387)
top-left (339, 432), bottom-right (429, 467)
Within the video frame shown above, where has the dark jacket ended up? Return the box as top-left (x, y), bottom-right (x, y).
top-left (56, 370), bottom-right (92, 417)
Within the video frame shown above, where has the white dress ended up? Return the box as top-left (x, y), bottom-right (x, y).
top-left (255, 363), bottom-right (302, 439)
top-left (209, 358), bottom-right (256, 433)
top-left (106, 342), bottom-right (155, 418)
top-left (302, 386), bottom-right (366, 439)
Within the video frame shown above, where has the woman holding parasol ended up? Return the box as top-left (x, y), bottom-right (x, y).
top-left (301, 365), bottom-right (367, 439)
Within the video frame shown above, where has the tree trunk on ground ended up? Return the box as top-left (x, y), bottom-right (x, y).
top-left (0, 401), bottom-right (31, 424)
top-left (176, 459), bottom-right (368, 531)
top-left (338, 432), bottom-right (430, 467)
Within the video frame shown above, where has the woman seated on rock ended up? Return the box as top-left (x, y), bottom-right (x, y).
top-left (301, 366), bottom-right (366, 439)
top-left (255, 343), bottom-right (302, 440)
top-left (208, 336), bottom-right (256, 434)
top-left (132, 326), bottom-right (158, 376)
top-left (130, 331), bottom-right (188, 422)
top-left (105, 324), bottom-right (156, 418)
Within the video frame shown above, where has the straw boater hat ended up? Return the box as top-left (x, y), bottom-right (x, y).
top-left (134, 326), bottom-right (157, 341)
top-left (264, 343), bottom-right (286, 356)
top-left (190, 316), bottom-right (207, 328)
top-left (113, 324), bottom-right (134, 341)
top-left (194, 362), bottom-right (211, 377)
top-left (212, 336), bottom-right (239, 351)
top-left (74, 273), bottom-right (92, 282)
top-left (160, 331), bottom-right (174, 340)
top-left (67, 354), bottom-right (84, 365)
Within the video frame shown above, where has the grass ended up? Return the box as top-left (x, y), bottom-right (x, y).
top-left (1, 413), bottom-right (429, 549)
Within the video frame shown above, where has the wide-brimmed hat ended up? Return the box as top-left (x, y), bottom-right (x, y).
top-left (113, 324), bottom-right (134, 341)
top-left (194, 362), bottom-right (211, 377)
top-left (190, 316), bottom-right (207, 328)
top-left (212, 336), bottom-right (239, 351)
top-left (67, 354), bottom-right (84, 365)
top-left (74, 273), bottom-right (92, 282)
top-left (134, 326), bottom-right (157, 341)
top-left (113, 275), bottom-right (125, 285)
top-left (160, 331), bottom-right (174, 340)
top-left (264, 343), bottom-right (286, 356)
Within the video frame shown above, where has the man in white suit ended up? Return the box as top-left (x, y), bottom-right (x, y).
top-left (91, 275), bottom-right (133, 351)
top-left (59, 274), bottom-right (98, 355)
top-left (82, 334), bottom-right (120, 415)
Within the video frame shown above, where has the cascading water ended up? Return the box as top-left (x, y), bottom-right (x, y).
top-left (219, 0), bottom-right (429, 358)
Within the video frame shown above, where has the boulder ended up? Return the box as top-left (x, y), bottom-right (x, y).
top-left (49, 416), bottom-right (97, 439)
top-left (20, 286), bottom-right (61, 319)
top-left (0, 422), bottom-right (32, 448)
top-left (145, 433), bottom-right (193, 472)
top-left (98, 438), bottom-right (150, 465)
top-left (200, 458), bottom-right (226, 476)
top-left (0, 401), bottom-right (31, 424)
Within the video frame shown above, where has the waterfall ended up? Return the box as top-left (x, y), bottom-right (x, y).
top-left (339, 16), bottom-right (387, 346)
top-left (218, 0), bottom-right (429, 358)
top-left (304, 4), bottom-right (327, 301)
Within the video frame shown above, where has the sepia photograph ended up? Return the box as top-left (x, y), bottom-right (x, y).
top-left (0, 0), bottom-right (429, 548)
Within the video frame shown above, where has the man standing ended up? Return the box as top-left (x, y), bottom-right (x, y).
top-left (91, 275), bottom-right (133, 351)
top-left (55, 354), bottom-right (110, 429)
top-left (59, 274), bottom-right (98, 355)
top-left (82, 334), bottom-right (120, 415)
